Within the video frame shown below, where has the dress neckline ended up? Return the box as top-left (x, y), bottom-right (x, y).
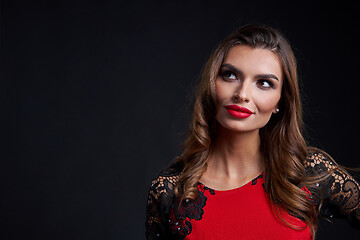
top-left (198, 172), bottom-right (264, 193)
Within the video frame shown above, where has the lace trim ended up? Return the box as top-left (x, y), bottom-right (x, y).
top-left (168, 183), bottom-right (215, 237)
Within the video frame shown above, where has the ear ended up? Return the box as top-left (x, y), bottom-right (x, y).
top-left (273, 107), bottom-right (280, 114)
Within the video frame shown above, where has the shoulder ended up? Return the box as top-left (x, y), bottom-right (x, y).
top-left (304, 147), bottom-right (337, 174)
top-left (148, 161), bottom-right (183, 200)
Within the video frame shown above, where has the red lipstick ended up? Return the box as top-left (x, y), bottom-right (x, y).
top-left (225, 105), bottom-right (254, 119)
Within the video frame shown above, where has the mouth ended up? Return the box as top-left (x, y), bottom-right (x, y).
top-left (224, 105), bottom-right (254, 119)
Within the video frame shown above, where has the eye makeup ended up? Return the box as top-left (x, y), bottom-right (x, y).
top-left (219, 63), bottom-right (278, 89)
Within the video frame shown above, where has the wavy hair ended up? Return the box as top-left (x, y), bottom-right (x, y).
top-left (173, 24), bottom-right (319, 238)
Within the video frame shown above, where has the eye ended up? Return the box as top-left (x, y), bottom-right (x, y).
top-left (221, 70), bottom-right (237, 81)
top-left (256, 79), bottom-right (273, 89)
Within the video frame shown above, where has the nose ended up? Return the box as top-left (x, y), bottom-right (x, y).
top-left (233, 80), bottom-right (250, 103)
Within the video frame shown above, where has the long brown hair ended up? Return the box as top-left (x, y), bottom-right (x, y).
top-left (174, 24), bottom-right (318, 237)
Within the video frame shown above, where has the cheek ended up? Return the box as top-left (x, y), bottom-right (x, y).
top-left (215, 80), bottom-right (231, 103)
top-left (255, 92), bottom-right (281, 113)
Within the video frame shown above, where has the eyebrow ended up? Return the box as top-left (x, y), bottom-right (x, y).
top-left (221, 63), bottom-right (279, 81)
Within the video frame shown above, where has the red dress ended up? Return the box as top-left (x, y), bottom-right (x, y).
top-left (186, 174), bottom-right (311, 240)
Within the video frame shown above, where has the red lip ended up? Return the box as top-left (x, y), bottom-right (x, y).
top-left (225, 105), bottom-right (254, 119)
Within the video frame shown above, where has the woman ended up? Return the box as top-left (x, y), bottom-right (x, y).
top-left (145, 24), bottom-right (360, 240)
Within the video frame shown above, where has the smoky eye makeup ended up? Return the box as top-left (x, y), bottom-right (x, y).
top-left (256, 79), bottom-right (275, 89)
top-left (219, 64), bottom-right (279, 88)
top-left (219, 65), bottom-right (241, 81)
top-left (220, 69), bottom-right (237, 81)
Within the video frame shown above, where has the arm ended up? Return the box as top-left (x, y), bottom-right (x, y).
top-left (145, 177), bottom-right (168, 240)
top-left (145, 173), bottom-right (180, 239)
top-left (305, 150), bottom-right (360, 228)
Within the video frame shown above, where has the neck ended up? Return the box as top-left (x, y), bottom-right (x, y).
top-left (206, 126), bottom-right (264, 180)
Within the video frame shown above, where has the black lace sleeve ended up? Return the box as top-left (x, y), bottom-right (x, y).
top-left (305, 150), bottom-right (360, 228)
top-left (145, 169), bottom-right (180, 239)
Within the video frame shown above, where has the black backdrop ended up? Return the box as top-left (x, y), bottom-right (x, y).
top-left (1, 0), bottom-right (359, 239)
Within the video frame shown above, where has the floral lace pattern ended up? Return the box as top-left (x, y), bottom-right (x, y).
top-left (304, 151), bottom-right (360, 227)
top-left (145, 163), bottom-right (218, 240)
top-left (168, 182), bottom-right (215, 238)
top-left (145, 167), bottom-right (181, 239)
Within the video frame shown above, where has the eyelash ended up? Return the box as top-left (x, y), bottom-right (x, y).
top-left (256, 79), bottom-right (274, 89)
top-left (220, 70), bottom-right (274, 89)
top-left (221, 70), bottom-right (237, 81)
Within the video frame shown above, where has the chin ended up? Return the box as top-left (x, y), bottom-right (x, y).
top-left (217, 122), bottom-right (255, 133)
top-left (217, 118), bottom-right (270, 134)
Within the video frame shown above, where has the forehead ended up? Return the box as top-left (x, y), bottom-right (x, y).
top-left (224, 45), bottom-right (283, 81)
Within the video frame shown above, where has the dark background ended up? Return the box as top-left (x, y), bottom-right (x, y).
top-left (1, 0), bottom-right (359, 239)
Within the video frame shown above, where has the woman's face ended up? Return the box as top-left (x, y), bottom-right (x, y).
top-left (215, 45), bottom-right (283, 133)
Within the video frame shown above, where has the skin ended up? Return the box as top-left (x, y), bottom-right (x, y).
top-left (200, 45), bottom-right (283, 191)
